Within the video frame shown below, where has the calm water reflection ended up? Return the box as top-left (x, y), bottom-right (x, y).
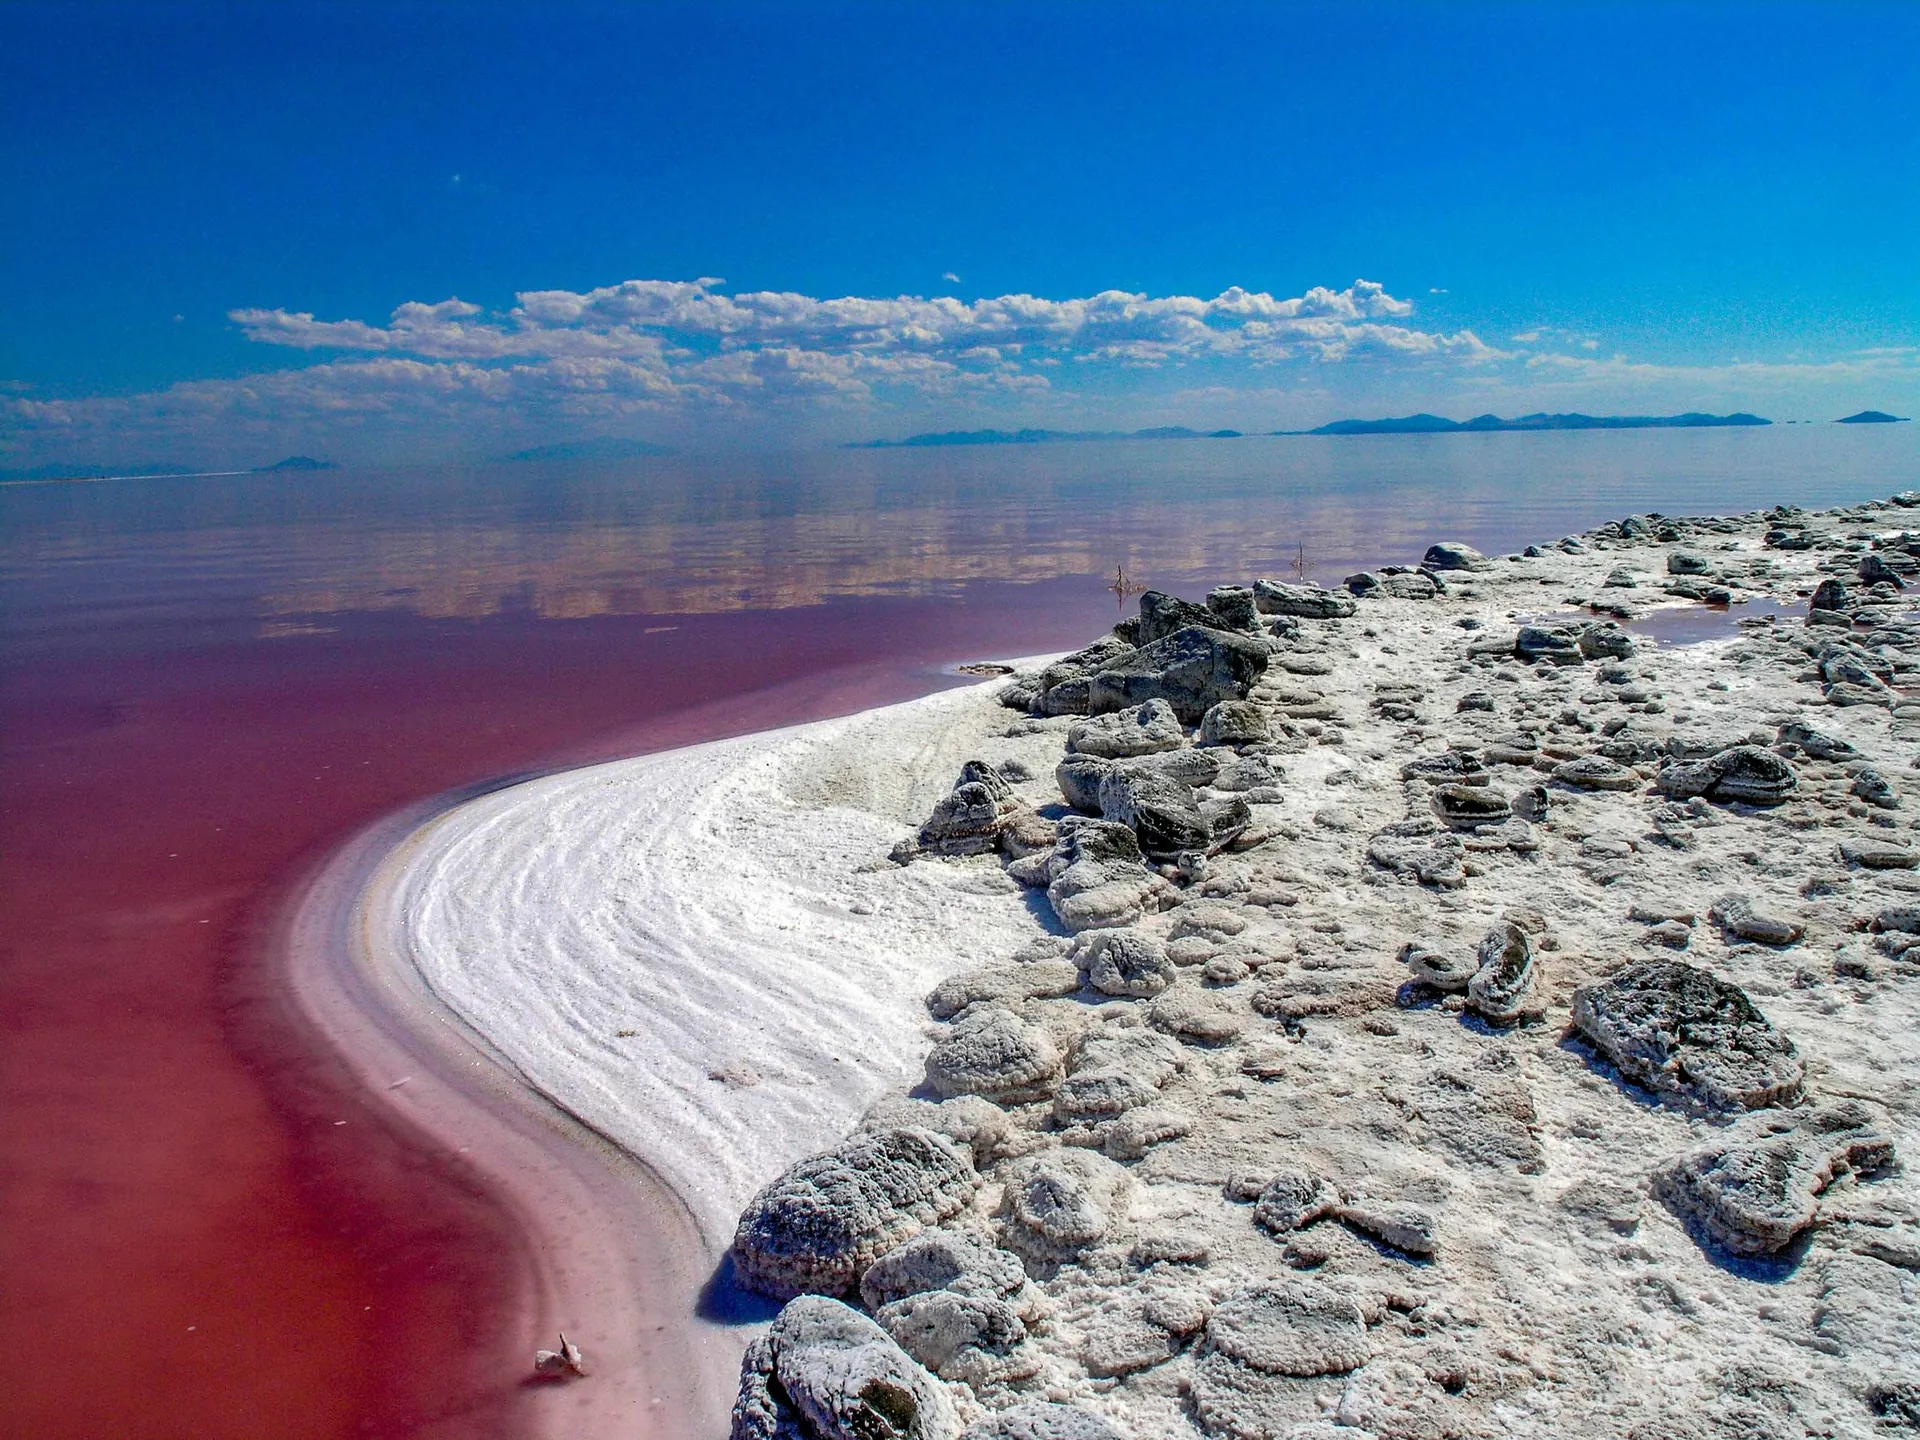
top-left (8, 426), bottom-right (1916, 653)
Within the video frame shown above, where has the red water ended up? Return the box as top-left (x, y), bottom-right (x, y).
top-left (0, 586), bottom-right (1110, 1440)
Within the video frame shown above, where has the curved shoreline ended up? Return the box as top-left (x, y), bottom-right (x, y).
top-left (278, 790), bottom-right (743, 1439)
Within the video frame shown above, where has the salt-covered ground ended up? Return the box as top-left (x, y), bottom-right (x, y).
top-left (401, 501), bottom-right (1920, 1440)
top-left (400, 674), bottom-right (1074, 1240)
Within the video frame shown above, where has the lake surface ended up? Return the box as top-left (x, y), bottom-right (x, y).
top-left (3, 425), bottom-right (1915, 1438)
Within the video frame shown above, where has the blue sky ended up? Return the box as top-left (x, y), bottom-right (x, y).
top-left (4, 0), bottom-right (1918, 465)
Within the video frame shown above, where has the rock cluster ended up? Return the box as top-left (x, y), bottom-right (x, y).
top-left (729, 507), bottom-right (1920, 1439)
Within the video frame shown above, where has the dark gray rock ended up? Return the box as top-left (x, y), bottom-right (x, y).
top-left (732, 1129), bottom-right (981, 1300)
top-left (1032, 638), bottom-right (1137, 717)
top-left (910, 761), bottom-right (1025, 857)
top-left (1570, 959), bottom-right (1804, 1110)
top-left (1422, 542), bottom-right (1487, 571)
top-left (1657, 745), bottom-right (1798, 806)
top-left (730, 1294), bottom-right (960, 1440)
top-left (1515, 625), bottom-right (1585, 666)
top-left (1467, 920), bottom-right (1535, 1023)
top-left (1137, 591), bottom-right (1223, 646)
top-left (1205, 585), bottom-right (1263, 633)
top-left (1653, 1102), bottom-right (1894, 1256)
top-left (1552, 755), bottom-right (1641, 791)
top-left (1668, 551), bottom-right (1710, 575)
top-left (1810, 578), bottom-right (1851, 614)
top-left (1086, 626), bottom-right (1271, 725)
top-left (1042, 819), bottom-right (1167, 932)
top-left (1578, 621), bottom-right (1637, 660)
top-left (1098, 766), bottom-right (1211, 859)
top-left (1400, 750), bottom-right (1489, 785)
top-left (1379, 570), bottom-right (1439, 600)
top-left (1432, 782), bottom-right (1513, 828)
top-left (1777, 719), bottom-right (1857, 760)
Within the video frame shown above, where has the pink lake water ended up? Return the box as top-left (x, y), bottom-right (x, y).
top-left (3, 427), bottom-right (1915, 1438)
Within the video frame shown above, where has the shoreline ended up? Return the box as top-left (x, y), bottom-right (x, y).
top-left (276, 790), bottom-right (741, 1438)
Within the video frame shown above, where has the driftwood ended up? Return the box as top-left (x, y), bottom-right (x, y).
top-left (533, 1332), bottom-right (586, 1380)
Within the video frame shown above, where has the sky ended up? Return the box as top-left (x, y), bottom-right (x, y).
top-left (3, 0), bottom-right (1918, 468)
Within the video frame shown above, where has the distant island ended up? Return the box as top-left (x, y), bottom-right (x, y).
top-left (1837, 410), bottom-right (1909, 424)
top-left (506, 437), bottom-right (676, 461)
top-left (848, 426), bottom-right (1242, 449)
top-left (255, 455), bottom-right (337, 472)
top-left (1301, 411), bottom-right (1771, 436)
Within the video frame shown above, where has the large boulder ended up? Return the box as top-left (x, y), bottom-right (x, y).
top-left (1514, 625), bottom-right (1584, 666)
top-left (1569, 959), bottom-right (1804, 1111)
top-left (1097, 767), bottom-right (1211, 859)
top-left (1067, 699), bottom-right (1185, 759)
top-left (1252, 579), bottom-right (1357, 619)
top-left (1422, 542), bottom-right (1487, 571)
top-left (1031, 637), bottom-right (1137, 716)
top-left (1086, 626), bottom-right (1271, 724)
top-left (1075, 928), bottom-right (1177, 998)
top-left (1136, 591), bottom-right (1222, 645)
top-left (1654, 1102), bottom-right (1894, 1256)
top-left (731, 1295), bottom-right (961, 1440)
top-left (910, 761), bottom-right (1023, 857)
top-left (731, 1128), bottom-right (981, 1300)
top-left (1205, 585), bottom-right (1263, 632)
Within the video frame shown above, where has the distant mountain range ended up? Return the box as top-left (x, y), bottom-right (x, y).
top-left (256, 455), bottom-right (336, 471)
top-left (848, 426), bottom-right (1243, 449)
top-left (1301, 411), bottom-right (1771, 435)
top-left (1837, 410), bottom-right (1910, 424)
top-left (506, 437), bottom-right (676, 460)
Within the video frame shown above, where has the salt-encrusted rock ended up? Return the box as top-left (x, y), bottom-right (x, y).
top-left (1104, 1105), bottom-right (1196, 1161)
top-left (861, 1097), bottom-right (1017, 1167)
top-left (960, 1402), bottom-right (1126, 1440)
top-left (1422, 541), bottom-right (1486, 571)
top-left (1075, 928), bottom-right (1176, 998)
top-left (924, 1008), bottom-right (1065, 1104)
top-left (1368, 826), bottom-right (1467, 888)
top-left (1853, 766), bottom-right (1900, 808)
top-left (1653, 1101), bottom-right (1895, 1256)
top-left (911, 761), bottom-right (1023, 857)
top-left (859, 1229), bottom-right (1027, 1311)
top-left (1838, 837), bottom-right (1919, 869)
top-left (1860, 553), bottom-right (1907, 587)
top-left (1400, 750), bottom-right (1489, 785)
top-left (875, 1290), bottom-right (1030, 1384)
top-left (925, 961), bottom-right (1083, 1020)
top-left (1200, 1280), bottom-right (1372, 1379)
top-left (1668, 551), bottom-right (1710, 575)
top-left (1466, 920), bottom-right (1536, 1023)
top-left (1569, 959), bottom-right (1804, 1110)
top-left (731, 1295), bottom-right (960, 1440)
top-left (1710, 894), bottom-right (1804, 946)
top-left (1200, 700), bottom-right (1270, 747)
top-left (1147, 986), bottom-right (1246, 1044)
top-left (1378, 570), bottom-right (1438, 599)
top-left (1810, 577), bottom-right (1851, 613)
top-left (1137, 591), bottom-right (1225, 646)
top-left (1401, 938), bottom-right (1474, 992)
top-left (1206, 585), bottom-right (1263, 633)
top-left (1097, 767), bottom-right (1211, 859)
top-left (1043, 819), bottom-right (1167, 932)
top-left (1657, 745), bottom-right (1799, 806)
top-left (1211, 751), bottom-right (1284, 796)
top-left (1552, 754), bottom-right (1640, 791)
top-left (998, 1149), bottom-right (1132, 1265)
top-left (1087, 626), bottom-right (1271, 724)
top-left (1777, 718), bottom-right (1857, 759)
top-left (1031, 637), bottom-right (1136, 716)
top-left (1052, 1027), bottom-right (1184, 1126)
top-left (1432, 782), bottom-right (1512, 828)
top-left (1067, 699), bottom-right (1185, 759)
top-left (1336, 1201), bottom-right (1439, 1257)
top-left (1515, 625), bottom-right (1585, 666)
top-left (532, 1332), bottom-right (586, 1379)
top-left (731, 1129), bottom-right (981, 1300)
top-left (1197, 793), bottom-right (1253, 852)
top-left (1251, 1167), bottom-right (1341, 1235)
top-left (1055, 754), bottom-right (1115, 813)
top-left (1252, 579), bottom-right (1357, 619)
top-left (1578, 622), bottom-right (1637, 660)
